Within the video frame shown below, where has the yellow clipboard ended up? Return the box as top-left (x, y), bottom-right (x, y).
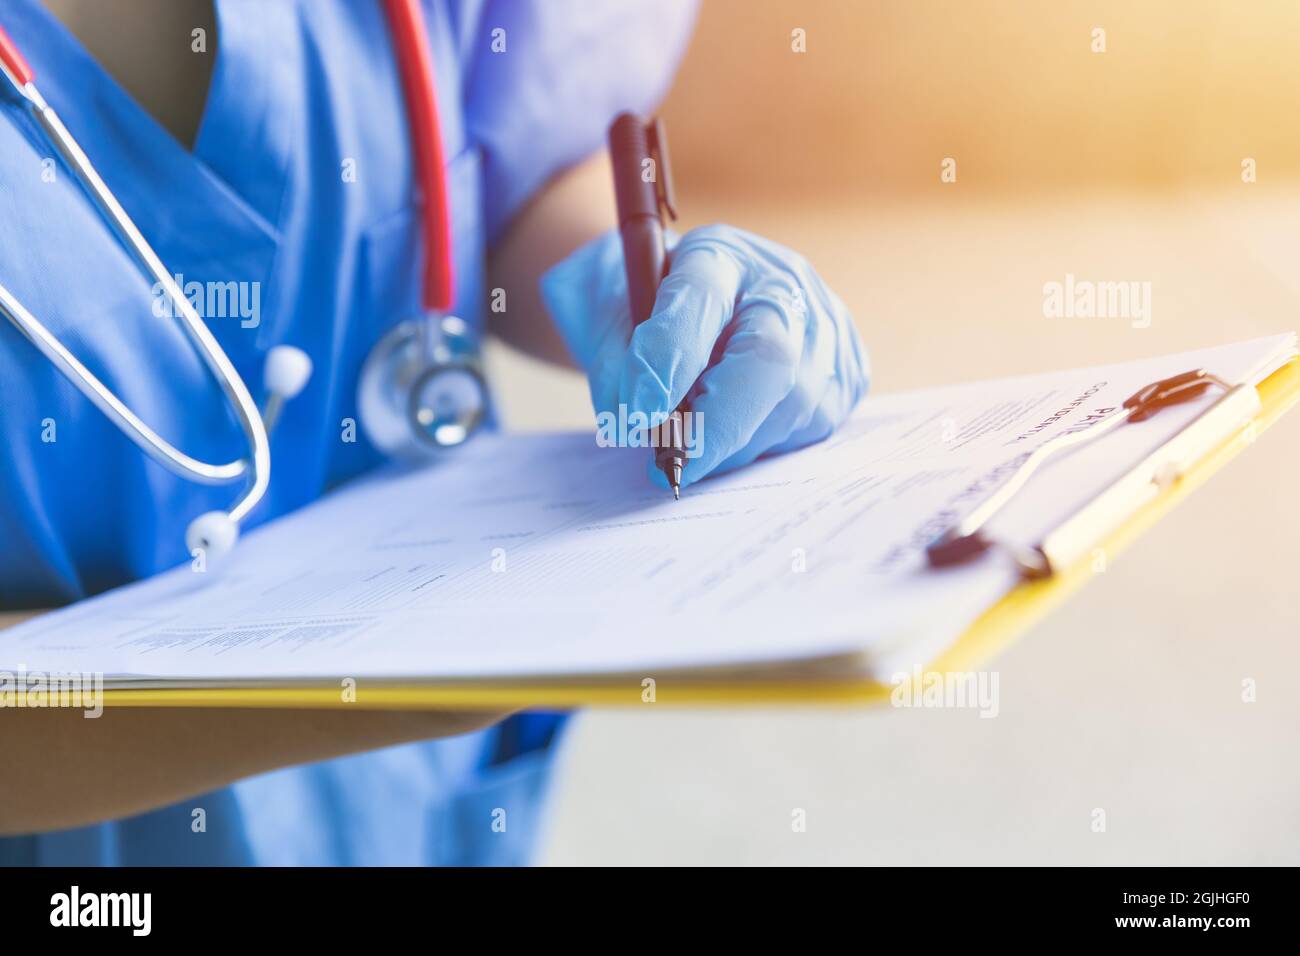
top-left (55, 356), bottom-right (1300, 711)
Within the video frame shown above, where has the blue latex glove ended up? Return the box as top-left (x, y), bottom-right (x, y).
top-left (541, 224), bottom-right (870, 488)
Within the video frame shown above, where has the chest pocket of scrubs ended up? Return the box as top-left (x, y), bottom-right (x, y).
top-left (360, 146), bottom-right (487, 345)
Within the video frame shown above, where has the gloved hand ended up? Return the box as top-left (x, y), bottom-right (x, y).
top-left (541, 224), bottom-right (869, 488)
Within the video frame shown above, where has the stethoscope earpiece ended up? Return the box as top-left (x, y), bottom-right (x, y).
top-left (185, 510), bottom-right (240, 562)
top-left (260, 345), bottom-right (313, 432)
top-left (264, 345), bottom-right (314, 400)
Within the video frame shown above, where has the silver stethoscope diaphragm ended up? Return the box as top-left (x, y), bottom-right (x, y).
top-left (357, 313), bottom-right (488, 459)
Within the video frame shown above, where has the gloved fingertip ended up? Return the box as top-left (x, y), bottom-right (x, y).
top-left (619, 353), bottom-right (674, 421)
top-left (676, 450), bottom-right (719, 489)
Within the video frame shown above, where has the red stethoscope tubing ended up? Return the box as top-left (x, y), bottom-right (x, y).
top-left (381, 0), bottom-right (454, 312)
top-left (0, 1), bottom-right (454, 313)
top-left (0, 22), bottom-right (35, 87)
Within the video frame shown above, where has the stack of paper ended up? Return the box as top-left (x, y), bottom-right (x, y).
top-left (4, 334), bottom-right (1294, 698)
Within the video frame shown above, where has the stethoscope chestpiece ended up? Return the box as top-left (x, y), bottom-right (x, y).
top-left (357, 314), bottom-right (488, 459)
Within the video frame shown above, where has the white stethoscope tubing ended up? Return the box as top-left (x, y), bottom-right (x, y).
top-left (0, 71), bottom-right (272, 527)
top-left (0, 5), bottom-right (474, 560)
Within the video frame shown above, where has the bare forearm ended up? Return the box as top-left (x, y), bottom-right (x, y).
top-left (0, 704), bottom-right (501, 835)
top-left (487, 150), bottom-right (616, 366)
top-left (0, 609), bottom-right (505, 834)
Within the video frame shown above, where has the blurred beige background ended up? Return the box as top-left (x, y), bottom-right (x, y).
top-left (493, 0), bottom-right (1300, 865)
top-left (667, 0), bottom-right (1300, 200)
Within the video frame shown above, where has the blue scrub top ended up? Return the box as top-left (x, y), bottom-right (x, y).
top-left (0, 0), bottom-right (696, 865)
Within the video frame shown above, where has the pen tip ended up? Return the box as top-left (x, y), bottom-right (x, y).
top-left (669, 462), bottom-right (683, 500)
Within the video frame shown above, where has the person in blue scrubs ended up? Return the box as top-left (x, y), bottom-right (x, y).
top-left (0, 0), bottom-right (867, 865)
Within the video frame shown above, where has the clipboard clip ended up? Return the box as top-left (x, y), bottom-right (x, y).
top-left (926, 368), bottom-right (1256, 578)
top-left (1122, 368), bottom-right (1230, 421)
